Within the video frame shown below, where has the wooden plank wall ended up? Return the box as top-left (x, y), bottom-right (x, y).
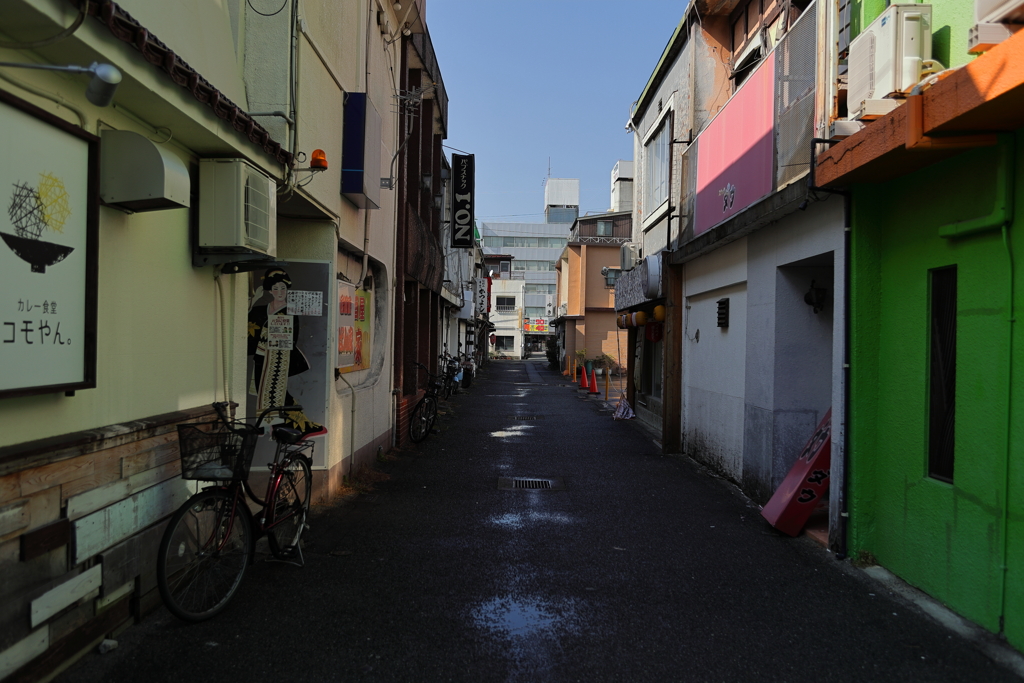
top-left (0, 407), bottom-right (212, 681)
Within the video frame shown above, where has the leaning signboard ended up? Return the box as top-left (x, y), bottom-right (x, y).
top-left (0, 91), bottom-right (98, 399)
top-left (761, 408), bottom-right (832, 536)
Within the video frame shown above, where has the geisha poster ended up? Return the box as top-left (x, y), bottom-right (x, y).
top-left (247, 261), bottom-right (330, 468)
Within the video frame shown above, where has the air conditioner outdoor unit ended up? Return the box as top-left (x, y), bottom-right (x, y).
top-left (620, 243), bottom-right (640, 271)
top-left (847, 4), bottom-right (932, 121)
top-left (198, 159), bottom-right (277, 255)
top-left (969, 0), bottom-right (1024, 52)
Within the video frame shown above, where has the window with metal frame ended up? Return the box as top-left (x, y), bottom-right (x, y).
top-left (511, 260), bottom-right (557, 271)
top-left (643, 119), bottom-right (671, 213)
top-left (525, 284), bottom-right (557, 294)
top-left (928, 266), bottom-right (957, 483)
top-left (495, 296), bottom-right (516, 313)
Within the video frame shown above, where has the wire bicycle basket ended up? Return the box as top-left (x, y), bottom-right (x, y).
top-left (177, 421), bottom-right (259, 481)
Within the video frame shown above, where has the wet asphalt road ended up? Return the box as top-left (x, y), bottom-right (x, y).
top-left (60, 360), bottom-right (1022, 683)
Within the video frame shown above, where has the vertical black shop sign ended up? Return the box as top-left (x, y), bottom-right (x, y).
top-left (451, 154), bottom-right (475, 249)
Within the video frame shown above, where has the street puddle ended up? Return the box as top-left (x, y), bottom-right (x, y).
top-left (471, 596), bottom-right (579, 640)
top-left (489, 511), bottom-right (574, 529)
top-left (490, 425), bottom-right (534, 439)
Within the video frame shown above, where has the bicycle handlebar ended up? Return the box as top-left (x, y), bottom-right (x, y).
top-left (212, 401), bottom-right (237, 424)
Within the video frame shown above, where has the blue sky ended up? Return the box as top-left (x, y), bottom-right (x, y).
top-left (427, 1), bottom-right (690, 222)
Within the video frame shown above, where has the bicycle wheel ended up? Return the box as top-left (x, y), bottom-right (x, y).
top-left (157, 489), bottom-right (251, 621)
top-left (409, 396), bottom-right (437, 443)
top-left (267, 455), bottom-right (312, 559)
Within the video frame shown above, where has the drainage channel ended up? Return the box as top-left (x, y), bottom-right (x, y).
top-left (498, 477), bottom-right (566, 491)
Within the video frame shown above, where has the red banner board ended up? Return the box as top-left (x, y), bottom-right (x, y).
top-left (761, 409), bottom-right (831, 537)
top-left (694, 51), bottom-right (775, 236)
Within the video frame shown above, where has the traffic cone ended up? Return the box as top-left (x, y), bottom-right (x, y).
top-left (589, 368), bottom-right (600, 394)
top-left (579, 365), bottom-right (590, 390)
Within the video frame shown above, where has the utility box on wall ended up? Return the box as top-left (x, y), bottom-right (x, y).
top-left (342, 93), bottom-right (382, 209)
top-left (198, 158), bottom-right (277, 256)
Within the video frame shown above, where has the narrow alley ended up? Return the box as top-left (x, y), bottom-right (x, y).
top-left (58, 360), bottom-right (1022, 683)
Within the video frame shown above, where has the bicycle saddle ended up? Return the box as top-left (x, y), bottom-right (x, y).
top-left (272, 425), bottom-right (304, 444)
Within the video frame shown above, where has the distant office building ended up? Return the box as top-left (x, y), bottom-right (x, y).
top-left (610, 160), bottom-right (633, 213)
top-left (544, 178), bottom-right (580, 224)
top-left (480, 178), bottom-right (579, 358)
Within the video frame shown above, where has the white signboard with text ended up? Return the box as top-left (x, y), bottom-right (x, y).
top-left (0, 93), bottom-right (97, 398)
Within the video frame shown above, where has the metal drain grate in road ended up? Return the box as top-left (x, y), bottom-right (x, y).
top-left (507, 415), bottom-right (543, 420)
top-left (498, 477), bottom-right (565, 491)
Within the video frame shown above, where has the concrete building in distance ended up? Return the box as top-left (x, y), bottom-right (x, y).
top-left (479, 178), bottom-right (578, 357)
top-left (610, 160), bottom-right (634, 213)
top-left (553, 162), bottom-right (633, 375)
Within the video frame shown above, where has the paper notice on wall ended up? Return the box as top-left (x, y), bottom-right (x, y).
top-left (287, 290), bottom-right (322, 316)
top-left (267, 314), bottom-right (294, 350)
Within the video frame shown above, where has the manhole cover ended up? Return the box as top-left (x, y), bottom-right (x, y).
top-left (498, 477), bottom-right (565, 491)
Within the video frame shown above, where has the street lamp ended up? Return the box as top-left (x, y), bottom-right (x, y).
top-left (0, 61), bottom-right (122, 106)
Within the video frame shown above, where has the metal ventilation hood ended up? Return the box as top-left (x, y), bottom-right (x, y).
top-left (100, 129), bottom-right (190, 212)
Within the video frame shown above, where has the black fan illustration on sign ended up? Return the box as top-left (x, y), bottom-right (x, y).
top-left (3, 175), bottom-right (74, 273)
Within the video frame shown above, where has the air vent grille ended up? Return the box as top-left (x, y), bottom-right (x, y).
top-left (244, 172), bottom-right (272, 251)
top-left (717, 298), bottom-right (730, 328)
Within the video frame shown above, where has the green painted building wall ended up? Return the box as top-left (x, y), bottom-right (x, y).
top-left (848, 133), bottom-right (1024, 649)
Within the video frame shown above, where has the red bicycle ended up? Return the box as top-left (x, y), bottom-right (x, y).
top-left (157, 401), bottom-right (313, 621)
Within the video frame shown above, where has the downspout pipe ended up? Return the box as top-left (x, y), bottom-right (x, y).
top-left (357, 0), bottom-right (374, 290)
top-left (805, 137), bottom-right (851, 558)
top-left (336, 371), bottom-right (358, 481)
top-left (937, 135), bottom-right (1015, 238)
top-left (288, 0), bottom-right (300, 165)
top-left (1000, 220), bottom-right (1015, 634)
top-left (838, 191), bottom-right (851, 560)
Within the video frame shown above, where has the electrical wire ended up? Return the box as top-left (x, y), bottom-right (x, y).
top-left (246, 0), bottom-right (289, 18)
top-left (0, 3), bottom-right (88, 49)
top-left (0, 68), bottom-right (86, 127)
top-left (477, 213), bottom-right (548, 220)
top-left (150, 127), bottom-right (173, 144)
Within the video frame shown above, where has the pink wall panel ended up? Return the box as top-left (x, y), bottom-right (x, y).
top-left (694, 52), bottom-right (775, 236)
